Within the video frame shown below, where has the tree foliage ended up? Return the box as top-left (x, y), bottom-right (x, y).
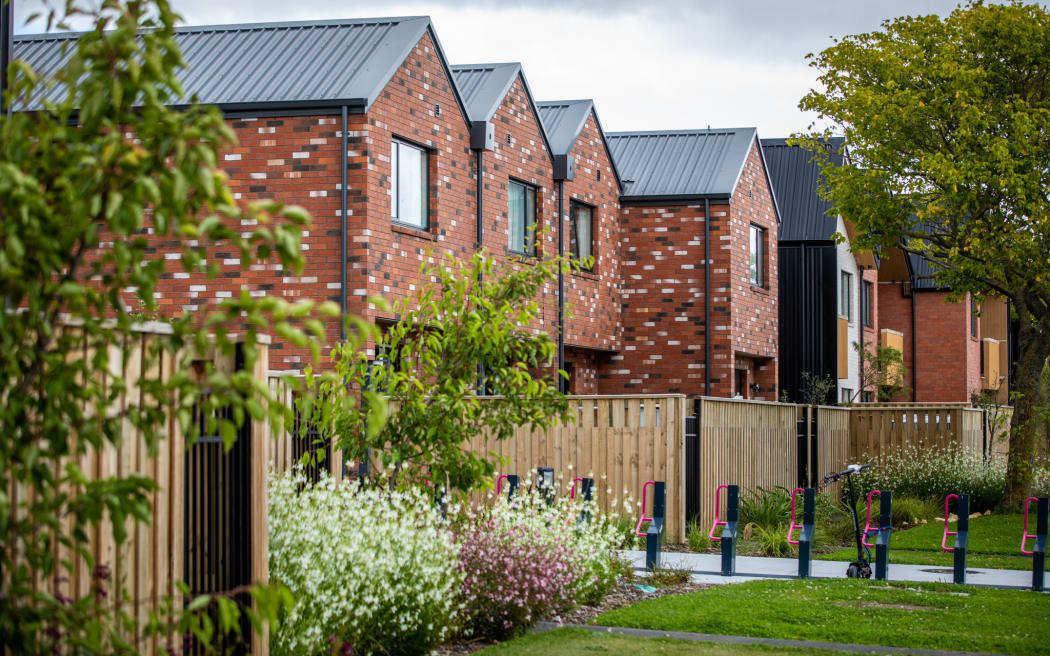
top-left (306, 251), bottom-right (574, 493)
top-left (0, 0), bottom-right (323, 650)
top-left (797, 0), bottom-right (1050, 505)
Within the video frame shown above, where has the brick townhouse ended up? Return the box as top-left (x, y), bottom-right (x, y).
top-left (878, 247), bottom-right (1014, 403)
top-left (15, 15), bottom-right (779, 399)
top-left (762, 138), bottom-right (880, 404)
top-left (602, 129), bottom-right (781, 399)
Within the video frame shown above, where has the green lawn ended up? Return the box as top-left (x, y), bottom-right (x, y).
top-left (594, 579), bottom-right (1050, 656)
top-left (480, 628), bottom-right (848, 655)
top-left (817, 513), bottom-right (1046, 570)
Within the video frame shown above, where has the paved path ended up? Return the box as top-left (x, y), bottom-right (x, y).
top-left (621, 550), bottom-right (1037, 589)
top-left (535, 622), bottom-right (1006, 656)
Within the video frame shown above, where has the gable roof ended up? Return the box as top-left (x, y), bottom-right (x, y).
top-left (535, 99), bottom-right (623, 190)
top-left (761, 138), bottom-right (845, 241)
top-left (450, 62), bottom-right (554, 160)
top-left (12, 16), bottom-right (470, 119)
top-left (606, 128), bottom-right (760, 202)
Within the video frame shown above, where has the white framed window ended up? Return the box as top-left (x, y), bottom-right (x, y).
top-left (749, 224), bottom-right (765, 287)
top-left (570, 201), bottom-right (593, 270)
top-left (840, 271), bottom-right (854, 322)
top-left (508, 179), bottom-right (536, 255)
top-left (391, 139), bottom-right (428, 229)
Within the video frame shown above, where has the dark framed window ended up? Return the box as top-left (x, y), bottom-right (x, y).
top-left (749, 224), bottom-right (765, 287)
top-left (391, 139), bottom-right (428, 229)
top-left (861, 280), bottom-right (873, 327)
top-left (840, 271), bottom-right (854, 322)
top-left (570, 202), bottom-right (593, 270)
top-left (508, 179), bottom-right (536, 255)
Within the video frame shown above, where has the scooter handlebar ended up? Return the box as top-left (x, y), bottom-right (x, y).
top-left (824, 463), bottom-right (871, 482)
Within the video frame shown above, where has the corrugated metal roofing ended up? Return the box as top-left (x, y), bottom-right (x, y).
top-left (536, 99), bottom-right (593, 156)
top-left (606, 128), bottom-right (758, 199)
top-left (450, 63), bottom-right (521, 122)
top-left (11, 16), bottom-right (454, 113)
top-left (761, 138), bottom-right (845, 241)
top-left (908, 252), bottom-right (943, 289)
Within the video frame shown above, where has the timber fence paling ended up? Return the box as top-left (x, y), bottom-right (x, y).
top-left (12, 328), bottom-right (271, 656)
top-left (812, 405), bottom-right (850, 496)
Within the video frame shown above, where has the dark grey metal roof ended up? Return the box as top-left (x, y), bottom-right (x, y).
top-left (12, 16), bottom-right (467, 116)
top-left (606, 128), bottom-right (758, 200)
top-left (450, 62), bottom-right (521, 122)
top-left (908, 252), bottom-right (943, 289)
top-left (536, 99), bottom-right (593, 156)
top-left (761, 138), bottom-right (845, 241)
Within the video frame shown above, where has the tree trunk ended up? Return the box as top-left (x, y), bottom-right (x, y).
top-left (1003, 315), bottom-right (1050, 509)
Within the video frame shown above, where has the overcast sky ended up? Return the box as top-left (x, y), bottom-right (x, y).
top-left (13, 0), bottom-right (968, 137)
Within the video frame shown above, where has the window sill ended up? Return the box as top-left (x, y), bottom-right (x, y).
top-left (749, 284), bottom-right (770, 295)
top-left (573, 269), bottom-right (599, 281)
top-left (392, 223), bottom-right (436, 241)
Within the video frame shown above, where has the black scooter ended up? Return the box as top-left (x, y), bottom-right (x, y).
top-left (824, 463), bottom-right (873, 579)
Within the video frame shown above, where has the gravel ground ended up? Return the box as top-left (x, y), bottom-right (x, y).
top-left (432, 578), bottom-right (709, 655)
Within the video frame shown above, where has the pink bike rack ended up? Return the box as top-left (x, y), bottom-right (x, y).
top-left (709, 484), bottom-right (729, 541)
top-left (635, 480), bottom-right (656, 537)
top-left (941, 494), bottom-right (959, 552)
top-left (862, 490), bottom-right (887, 548)
top-left (787, 487), bottom-right (805, 545)
top-left (569, 477), bottom-right (584, 500)
top-left (1022, 496), bottom-right (1039, 555)
top-left (496, 474), bottom-right (510, 496)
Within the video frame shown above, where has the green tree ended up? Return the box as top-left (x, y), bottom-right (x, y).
top-left (0, 0), bottom-right (324, 650)
top-left (798, 1), bottom-right (1050, 506)
top-left (847, 342), bottom-right (909, 403)
top-left (306, 251), bottom-right (574, 493)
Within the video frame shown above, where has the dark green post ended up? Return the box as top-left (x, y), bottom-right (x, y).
top-left (578, 477), bottom-right (595, 525)
top-left (953, 494), bottom-right (969, 585)
top-left (875, 490), bottom-right (892, 581)
top-left (645, 481), bottom-right (666, 571)
top-left (721, 485), bottom-right (739, 576)
top-left (798, 488), bottom-right (815, 579)
top-left (1034, 497), bottom-right (1048, 592)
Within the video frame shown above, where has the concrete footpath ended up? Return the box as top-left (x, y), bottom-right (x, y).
top-left (621, 550), bottom-right (1038, 589)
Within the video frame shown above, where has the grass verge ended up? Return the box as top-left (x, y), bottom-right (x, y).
top-left (479, 627), bottom-right (849, 655)
top-left (594, 579), bottom-right (1050, 656)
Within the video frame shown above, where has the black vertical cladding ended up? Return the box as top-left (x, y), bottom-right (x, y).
top-left (778, 242), bottom-right (838, 403)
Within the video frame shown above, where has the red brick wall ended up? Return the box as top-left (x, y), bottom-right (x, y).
top-left (561, 111), bottom-right (622, 354)
top-left (724, 140), bottom-right (778, 400)
top-left (878, 284), bottom-right (980, 401)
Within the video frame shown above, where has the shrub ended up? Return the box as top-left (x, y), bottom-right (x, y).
top-left (268, 470), bottom-right (461, 656)
top-left (647, 563), bottom-right (692, 587)
top-left (853, 445), bottom-right (1006, 511)
top-left (686, 519), bottom-right (712, 552)
top-left (753, 524), bottom-right (794, 557)
top-left (740, 485), bottom-right (793, 531)
top-left (457, 484), bottom-right (623, 639)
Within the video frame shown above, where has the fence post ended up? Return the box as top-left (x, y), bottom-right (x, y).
top-left (953, 494), bottom-right (969, 585)
top-left (875, 490), bottom-right (892, 581)
top-left (721, 485), bottom-right (739, 576)
top-left (798, 488), bottom-right (815, 579)
top-left (645, 481), bottom-right (666, 572)
top-left (1034, 497), bottom-right (1048, 592)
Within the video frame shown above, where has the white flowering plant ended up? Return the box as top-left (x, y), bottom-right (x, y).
top-left (268, 469), bottom-right (462, 656)
top-left (852, 445), bottom-right (1006, 511)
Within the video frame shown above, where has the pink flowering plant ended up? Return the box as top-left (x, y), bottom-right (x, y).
top-left (455, 476), bottom-right (625, 640)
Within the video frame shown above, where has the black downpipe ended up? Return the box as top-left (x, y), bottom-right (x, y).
top-left (704, 198), bottom-right (711, 396)
top-left (476, 149), bottom-right (485, 389)
top-left (1, 0), bottom-right (10, 113)
top-left (340, 105), bottom-right (348, 341)
top-left (557, 180), bottom-right (566, 392)
top-left (909, 282), bottom-right (917, 401)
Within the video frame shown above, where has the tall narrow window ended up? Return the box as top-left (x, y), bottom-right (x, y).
top-left (391, 140), bottom-right (428, 229)
top-left (749, 225), bottom-right (765, 287)
top-left (508, 180), bottom-right (536, 255)
top-left (971, 297), bottom-right (978, 337)
top-left (840, 271), bottom-right (854, 322)
top-left (570, 202), bottom-right (593, 270)
top-left (861, 279), bottom-right (873, 327)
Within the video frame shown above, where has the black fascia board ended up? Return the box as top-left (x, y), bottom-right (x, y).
top-left (619, 193), bottom-right (732, 206)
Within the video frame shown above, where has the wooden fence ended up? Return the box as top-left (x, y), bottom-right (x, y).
top-left (692, 398), bottom-right (797, 530)
top-left (849, 405), bottom-right (985, 460)
top-left (464, 395), bottom-right (688, 542)
top-left (9, 327), bottom-right (271, 656)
